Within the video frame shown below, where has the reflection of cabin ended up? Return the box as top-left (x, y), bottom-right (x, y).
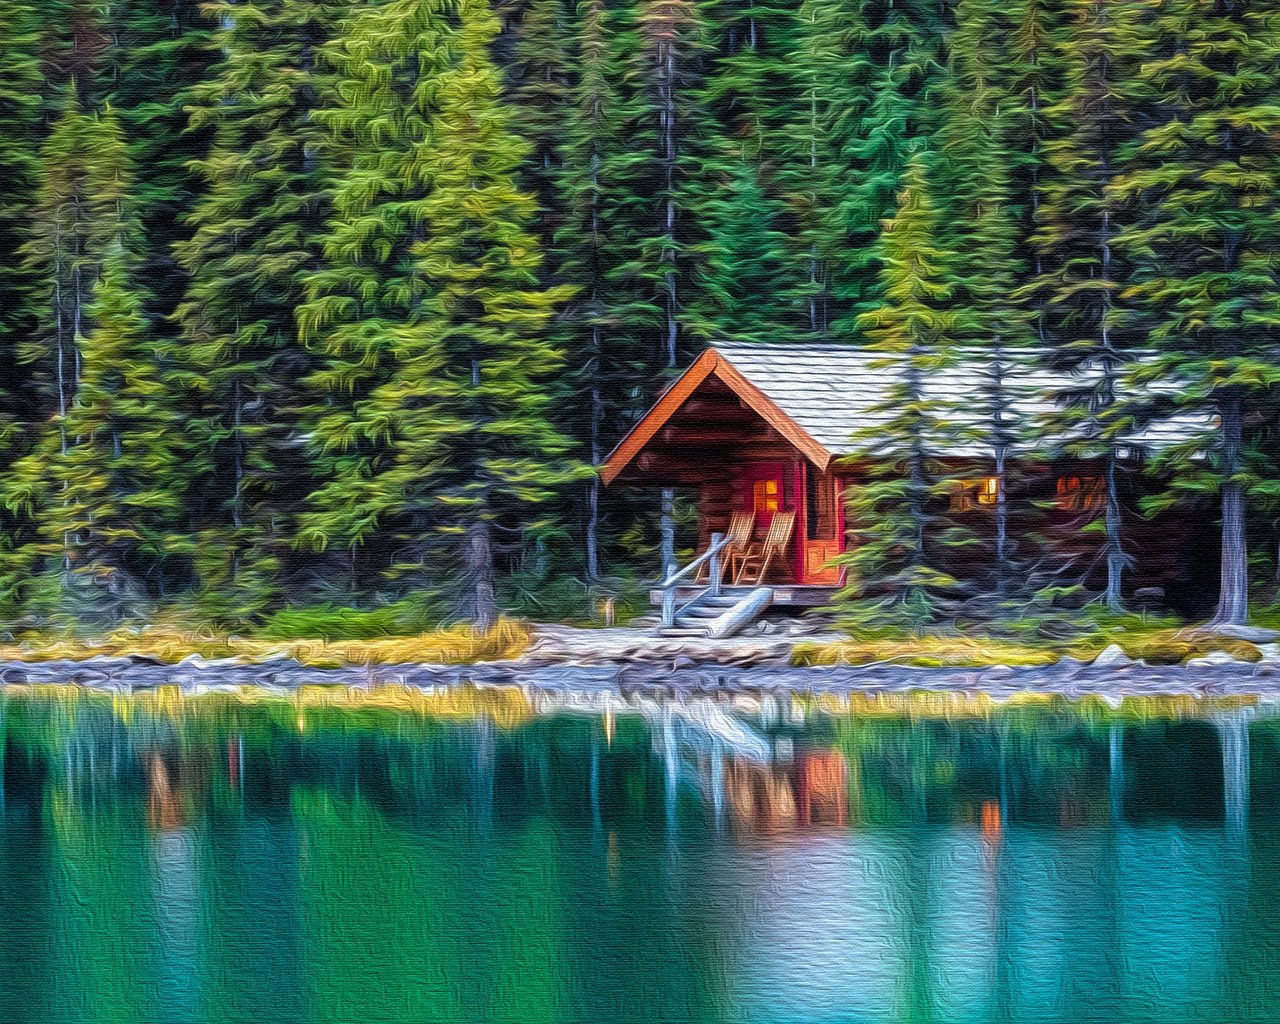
top-left (602, 342), bottom-right (1218, 622)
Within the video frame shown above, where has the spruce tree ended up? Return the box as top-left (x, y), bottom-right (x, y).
top-left (550, 0), bottom-right (656, 580)
top-left (174, 0), bottom-right (343, 612)
top-left (1111, 0), bottom-right (1280, 625)
top-left (505, 0), bottom-right (574, 255)
top-left (635, 0), bottom-right (709, 369)
top-left (107, 0), bottom-right (217, 325)
top-left (784, 0), bottom-right (950, 339)
top-left (300, 0), bottom-right (576, 626)
top-left (1028, 0), bottom-right (1143, 610)
top-left (0, 0), bottom-right (46, 424)
top-left (939, 0), bottom-right (1037, 610)
top-left (5, 248), bottom-right (187, 618)
top-left (688, 155), bottom-right (798, 343)
top-left (1008, 0), bottom-right (1069, 330)
top-left (20, 101), bottom-right (133, 425)
top-left (834, 154), bottom-right (971, 630)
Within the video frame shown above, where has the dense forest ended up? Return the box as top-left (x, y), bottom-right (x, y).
top-left (0, 0), bottom-right (1278, 631)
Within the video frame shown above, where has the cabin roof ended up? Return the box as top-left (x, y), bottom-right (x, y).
top-left (601, 342), bottom-right (1215, 485)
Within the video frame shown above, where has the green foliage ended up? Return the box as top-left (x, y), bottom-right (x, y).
top-left (1110, 0), bottom-right (1280, 624)
top-left (0, 0), bottom-right (1279, 634)
top-left (256, 595), bottom-right (445, 641)
top-left (5, 249), bottom-right (187, 621)
top-left (833, 154), bottom-right (974, 631)
top-left (174, 0), bottom-right (344, 602)
top-left (300, 0), bottom-right (579, 626)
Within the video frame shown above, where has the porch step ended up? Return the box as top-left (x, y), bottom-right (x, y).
top-left (668, 586), bottom-right (775, 639)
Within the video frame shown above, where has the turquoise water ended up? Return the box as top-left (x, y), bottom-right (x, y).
top-left (1, 692), bottom-right (1278, 1023)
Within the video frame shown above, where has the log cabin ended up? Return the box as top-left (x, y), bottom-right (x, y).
top-left (601, 342), bottom-right (1216, 631)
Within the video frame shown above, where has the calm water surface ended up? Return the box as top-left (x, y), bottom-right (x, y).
top-left (1, 688), bottom-right (1279, 1023)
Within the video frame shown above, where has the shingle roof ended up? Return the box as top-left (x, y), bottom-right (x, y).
top-left (710, 341), bottom-right (1214, 457)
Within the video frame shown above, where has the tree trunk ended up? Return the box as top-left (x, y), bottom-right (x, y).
top-left (467, 517), bottom-right (498, 632)
top-left (1213, 396), bottom-right (1248, 625)
top-left (1103, 453), bottom-right (1124, 611)
top-left (586, 321), bottom-right (603, 581)
top-left (994, 446), bottom-right (1007, 601)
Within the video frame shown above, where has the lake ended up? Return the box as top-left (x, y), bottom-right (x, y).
top-left (1, 687), bottom-right (1279, 1023)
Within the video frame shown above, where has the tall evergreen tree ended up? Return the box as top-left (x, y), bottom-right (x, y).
top-left (1008, 0), bottom-right (1069, 333)
top-left (550, 0), bottom-right (657, 580)
top-left (834, 154), bottom-right (971, 629)
top-left (1028, 0), bottom-right (1143, 609)
top-left (688, 155), bottom-right (798, 343)
top-left (20, 101), bottom-right (133, 425)
top-left (107, 0), bottom-right (217, 325)
top-left (636, 0), bottom-right (709, 369)
top-left (505, 0), bottom-right (574, 255)
top-left (1111, 0), bottom-right (1280, 625)
top-left (4, 248), bottom-right (187, 618)
top-left (0, 0), bottom-right (47, 409)
top-left (939, 0), bottom-right (1036, 608)
top-left (300, 0), bottom-right (576, 626)
top-left (174, 0), bottom-right (343, 610)
top-left (785, 0), bottom-right (951, 339)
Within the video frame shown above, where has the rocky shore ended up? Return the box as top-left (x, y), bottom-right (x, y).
top-left (3, 623), bottom-right (1280, 701)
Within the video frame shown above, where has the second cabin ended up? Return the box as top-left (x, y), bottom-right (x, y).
top-left (601, 342), bottom-right (1217, 623)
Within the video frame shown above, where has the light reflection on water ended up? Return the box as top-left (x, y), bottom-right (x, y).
top-left (0, 690), bottom-right (1278, 1023)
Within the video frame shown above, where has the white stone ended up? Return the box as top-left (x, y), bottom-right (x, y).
top-left (1185, 650), bottom-right (1247, 668)
top-left (1092, 644), bottom-right (1133, 668)
top-left (1255, 643), bottom-right (1280, 662)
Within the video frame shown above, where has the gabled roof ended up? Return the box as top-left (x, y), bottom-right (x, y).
top-left (600, 341), bottom-right (1215, 485)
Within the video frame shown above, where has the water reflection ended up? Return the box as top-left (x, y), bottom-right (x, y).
top-left (0, 689), bottom-right (1278, 1022)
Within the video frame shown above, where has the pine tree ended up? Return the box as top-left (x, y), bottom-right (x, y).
top-left (107, 0), bottom-right (217, 325)
top-left (174, 0), bottom-right (343, 612)
top-left (549, 0), bottom-right (655, 580)
top-left (784, 0), bottom-right (951, 339)
top-left (1027, 0), bottom-right (1144, 610)
top-left (939, 0), bottom-right (1037, 610)
top-left (20, 101), bottom-right (133, 425)
top-left (4, 248), bottom-right (187, 619)
top-left (635, 0), bottom-right (709, 370)
top-left (834, 154), bottom-right (971, 630)
top-left (1111, 0), bottom-right (1280, 625)
top-left (0, 0), bottom-right (46, 427)
top-left (300, 0), bottom-right (577, 626)
top-left (1008, 0), bottom-right (1069, 329)
top-left (688, 155), bottom-right (798, 343)
top-left (684, 0), bottom-right (806, 343)
top-left (505, 0), bottom-right (575, 254)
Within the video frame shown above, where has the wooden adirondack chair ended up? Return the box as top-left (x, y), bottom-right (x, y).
top-left (695, 511), bottom-right (755, 584)
top-left (732, 510), bottom-right (796, 585)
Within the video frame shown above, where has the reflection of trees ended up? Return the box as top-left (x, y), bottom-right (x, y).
top-left (825, 699), bottom-right (1262, 828)
top-left (0, 690), bottom-right (1270, 836)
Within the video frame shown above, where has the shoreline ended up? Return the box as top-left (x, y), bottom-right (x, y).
top-left (2, 639), bottom-right (1279, 702)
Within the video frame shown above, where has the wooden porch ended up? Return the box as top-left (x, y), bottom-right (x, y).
top-left (648, 584), bottom-right (839, 608)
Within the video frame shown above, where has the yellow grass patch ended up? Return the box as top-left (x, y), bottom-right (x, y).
top-left (0, 619), bottom-right (530, 667)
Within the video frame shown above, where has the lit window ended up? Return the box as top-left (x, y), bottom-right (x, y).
top-left (976, 477), bottom-right (1000, 506)
top-left (753, 478), bottom-right (780, 513)
top-left (1057, 475), bottom-right (1105, 512)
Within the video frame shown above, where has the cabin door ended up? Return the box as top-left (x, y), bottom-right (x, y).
top-left (799, 464), bottom-right (843, 584)
top-left (742, 462), bottom-right (786, 529)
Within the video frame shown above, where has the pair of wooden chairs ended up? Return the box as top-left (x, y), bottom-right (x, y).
top-left (696, 509), bottom-right (797, 587)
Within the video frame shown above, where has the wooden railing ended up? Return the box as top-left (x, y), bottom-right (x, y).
top-left (659, 531), bottom-right (728, 628)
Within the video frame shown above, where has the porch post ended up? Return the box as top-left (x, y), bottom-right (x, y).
top-left (660, 487), bottom-right (676, 577)
top-left (660, 487), bottom-right (676, 628)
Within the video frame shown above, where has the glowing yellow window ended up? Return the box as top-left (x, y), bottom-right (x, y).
top-left (753, 478), bottom-right (780, 514)
top-left (976, 477), bottom-right (1000, 506)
